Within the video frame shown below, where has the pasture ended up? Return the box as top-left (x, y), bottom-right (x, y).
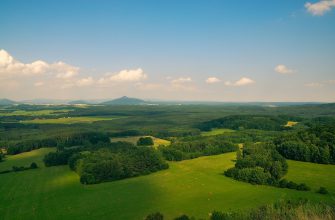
top-left (110, 136), bottom-right (171, 147)
top-left (0, 109), bottom-right (72, 116)
top-left (201, 128), bottom-right (235, 136)
top-left (284, 121), bottom-right (298, 127)
top-left (21, 116), bottom-right (123, 124)
top-left (0, 148), bottom-right (333, 220)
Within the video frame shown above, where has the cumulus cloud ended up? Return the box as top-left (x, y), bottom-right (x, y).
top-left (109, 68), bottom-right (146, 82)
top-left (76, 77), bottom-right (94, 87)
top-left (34, 81), bottom-right (44, 87)
top-left (0, 49), bottom-right (79, 77)
top-left (274, 64), bottom-right (294, 74)
top-left (305, 82), bottom-right (324, 87)
top-left (225, 77), bottom-right (255, 86)
top-left (206, 77), bottom-right (221, 84)
top-left (305, 0), bottom-right (335, 16)
top-left (171, 77), bottom-right (192, 84)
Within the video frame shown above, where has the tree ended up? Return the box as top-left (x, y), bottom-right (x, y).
top-left (145, 212), bottom-right (164, 220)
top-left (174, 214), bottom-right (190, 220)
top-left (30, 162), bottom-right (38, 169)
top-left (317, 187), bottom-right (329, 194)
top-left (137, 137), bottom-right (154, 146)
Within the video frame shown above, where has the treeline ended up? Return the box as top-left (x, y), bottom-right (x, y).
top-left (275, 121), bottom-right (335, 164)
top-left (5, 131), bottom-right (110, 155)
top-left (145, 200), bottom-right (335, 220)
top-left (159, 137), bottom-right (237, 161)
top-left (198, 115), bottom-right (300, 131)
top-left (0, 151), bottom-right (4, 162)
top-left (0, 162), bottom-right (38, 175)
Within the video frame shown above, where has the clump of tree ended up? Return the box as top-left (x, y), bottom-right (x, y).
top-left (159, 137), bottom-right (237, 161)
top-left (44, 148), bottom-right (81, 167)
top-left (278, 179), bottom-right (311, 191)
top-left (225, 142), bottom-right (310, 191)
top-left (198, 115), bottom-right (300, 131)
top-left (317, 187), bottom-right (329, 195)
top-left (137, 137), bottom-right (154, 146)
top-left (275, 122), bottom-right (335, 164)
top-left (146, 200), bottom-right (335, 220)
top-left (224, 142), bottom-right (288, 185)
top-left (145, 212), bottom-right (164, 220)
top-left (208, 200), bottom-right (335, 220)
top-left (6, 131), bottom-right (111, 155)
top-left (0, 162), bottom-right (38, 175)
top-left (71, 146), bottom-right (168, 184)
top-left (0, 151), bottom-right (4, 162)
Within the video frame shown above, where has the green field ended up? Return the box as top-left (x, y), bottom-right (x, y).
top-left (111, 136), bottom-right (171, 148)
top-left (286, 160), bottom-right (335, 194)
top-left (201, 128), bottom-right (235, 136)
top-left (0, 148), bottom-right (333, 220)
top-left (0, 109), bottom-right (72, 116)
top-left (284, 121), bottom-right (299, 127)
top-left (21, 116), bottom-right (123, 124)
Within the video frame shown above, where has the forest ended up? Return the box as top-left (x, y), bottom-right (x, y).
top-left (1, 103), bottom-right (335, 219)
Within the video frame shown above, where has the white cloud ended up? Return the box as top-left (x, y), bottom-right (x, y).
top-left (76, 77), bottom-right (94, 87)
top-left (305, 82), bottom-right (324, 87)
top-left (109, 68), bottom-right (147, 82)
top-left (274, 64), bottom-right (294, 74)
top-left (0, 49), bottom-right (79, 78)
top-left (171, 77), bottom-right (192, 84)
top-left (34, 81), bottom-right (44, 87)
top-left (225, 77), bottom-right (255, 86)
top-left (206, 77), bottom-right (221, 84)
top-left (305, 0), bottom-right (335, 16)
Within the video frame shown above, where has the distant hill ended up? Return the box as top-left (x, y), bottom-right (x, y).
top-left (0, 98), bottom-right (17, 106)
top-left (68, 100), bottom-right (91, 105)
top-left (101, 96), bottom-right (146, 105)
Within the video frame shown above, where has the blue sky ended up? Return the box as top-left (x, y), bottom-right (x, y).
top-left (0, 0), bottom-right (335, 101)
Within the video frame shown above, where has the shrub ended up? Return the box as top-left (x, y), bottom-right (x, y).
top-left (174, 214), bottom-right (190, 220)
top-left (30, 162), bottom-right (38, 169)
top-left (145, 212), bottom-right (164, 220)
top-left (317, 187), bottom-right (329, 194)
top-left (137, 137), bottom-right (154, 146)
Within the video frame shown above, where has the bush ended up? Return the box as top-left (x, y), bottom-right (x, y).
top-left (137, 137), bottom-right (154, 146)
top-left (210, 211), bottom-right (229, 220)
top-left (80, 173), bottom-right (97, 184)
top-left (145, 212), bottom-right (164, 220)
top-left (30, 162), bottom-right (38, 169)
top-left (317, 187), bottom-right (329, 194)
top-left (297, 183), bottom-right (310, 191)
top-left (174, 214), bottom-right (190, 220)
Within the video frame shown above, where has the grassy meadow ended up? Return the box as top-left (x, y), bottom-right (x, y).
top-left (0, 148), bottom-right (334, 220)
top-left (110, 136), bottom-right (171, 148)
top-left (201, 128), bottom-right (235, 136)
top-left (21, 116), bottom-right (123, 124)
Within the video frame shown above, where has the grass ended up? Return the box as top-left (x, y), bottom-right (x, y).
top-left (284, 121), bottom-right (298, 127)
top-left (21, 116), bottom-right (123, 124)
top-left (1, 148), bottom-right (334, 219)
top-left (286, 159), bottom-right (335, 194)
top-left (201, 128), bottom-right (235, 136)
top-left (0, 109), bottom-right (72, 116)
top-left (110, 136), bottom-right (171, 148)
